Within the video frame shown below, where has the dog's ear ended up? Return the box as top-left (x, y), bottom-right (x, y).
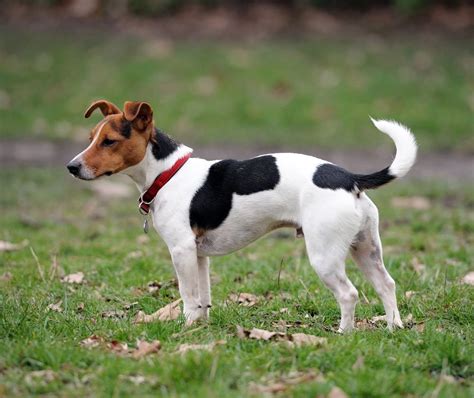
top-left (123, 101), bottom-right (153, 131)
top-left (84, 100), bottom-right (121, 118)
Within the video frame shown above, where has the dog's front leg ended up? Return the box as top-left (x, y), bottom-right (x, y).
top-left (198, 256), bottom-right (211, 319)
top-left (170, 242), bottom-right (202, 325)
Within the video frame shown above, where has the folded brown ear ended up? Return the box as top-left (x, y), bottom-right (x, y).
top-left (84, 100), bottom-right (121, 118)
top-left (123, 101), bottom-right (153, 130)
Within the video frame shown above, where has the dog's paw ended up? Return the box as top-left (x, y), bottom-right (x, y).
top-left (183, 306), bottom-right (204, 326)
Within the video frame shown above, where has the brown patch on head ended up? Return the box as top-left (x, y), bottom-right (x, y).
top-left (79, 100), bottom-right (155, 178)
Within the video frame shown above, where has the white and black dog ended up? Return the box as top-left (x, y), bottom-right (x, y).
top-left (67, 100), bottom-right (417, 332)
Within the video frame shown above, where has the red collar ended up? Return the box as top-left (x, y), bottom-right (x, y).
top-left (138, 153), bottom-right (192, 215)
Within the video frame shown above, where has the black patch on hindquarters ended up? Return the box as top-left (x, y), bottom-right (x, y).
top-left (313, 163), bottom-right (395, 192)
top-left (313, 164), bottom-right (357, 191)
top-left (190, 156), bottom-right (280, 231)
top-left (151, 128), bottom-right (180, 160)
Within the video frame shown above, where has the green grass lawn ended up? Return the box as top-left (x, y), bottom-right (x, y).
top-left (0, 168), bottom-right (473, 397)
top-left (0, 26), bottom-right (473, 151)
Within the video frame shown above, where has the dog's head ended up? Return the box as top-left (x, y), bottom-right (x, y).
top-left (67, 100), bottom-right (154, 180)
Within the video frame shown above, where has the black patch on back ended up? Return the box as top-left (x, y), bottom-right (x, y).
top-left (151, 128), bottom-right (180, 160)
top-left (313, 163), bottom-right (395, 192)
top-left (190, 156), bottom-right (280, 231)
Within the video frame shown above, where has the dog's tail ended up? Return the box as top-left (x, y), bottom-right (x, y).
top-left (354, 118), bottom-right (417, 191)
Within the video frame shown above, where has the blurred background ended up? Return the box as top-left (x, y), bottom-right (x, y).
top-left (0, 1), bottom-right (472, 222)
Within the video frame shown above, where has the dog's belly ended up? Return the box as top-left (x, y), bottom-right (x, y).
top-left (194, 190), bottom-right (300, 256)
top-left (195, 219), bottom-right (298, 256)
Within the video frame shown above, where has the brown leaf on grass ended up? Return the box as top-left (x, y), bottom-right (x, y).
top-left (176, 340), bottom-right (226, 355)
top-left (237, 326), bottom-right (326, 347)
top-left (405, 290), bottom-right (417, 299)
top-left (123, 301), bottom-right (139, 311)
top-left (391, 196), bottom-right (431, 210)
top-left (249, 328), bottom-right (283, 340)
top-left (403, 313), bottom-right (425, 332)
top-left (136, 234), bottom-right (150, 245)
top-left (352, 355), bottom-right (365, 370)
top-left (24, 369), bottom-right (57, 386)
top-left (80, 335), bottom-right (103, 348)
top-left (61, 272), bottom-right (84, 284)
top-left (461, 271), bottom-right (474, 286)
top-left (228, 292), bottom-right (260, 307)
top-left (327, 386), bottom-right (349, 398)
top-left (410, 257), bottom-right (426, 275)
top-left (147, 281), bottom-right (162, 294)
top-left (288, 333), bottom-right (327, 348)
top-left (107, 340), bottom-right (129, 354)
top-left (131, 340), bottom-right (161, 359)
top-left (356, 315), bottom-right (386, 330)
top-left (126, 251), bottom-right (142, 260)
top-left (76, 302), bottom-right (85, 312)
top-left (101, 310), bottom-right (126, 319)
top-left (250, 370), bottom-right (323, 394)
top-left (0, 272), bottom-right (12, 281)
top-left (80, 335), bottom-right (160, 358)
top-left (134, 299), bottom-right (182, 323)
top-left (0, 240), bottom-right (28, 252)
top-left (47, 300), bottom-right (63, 313)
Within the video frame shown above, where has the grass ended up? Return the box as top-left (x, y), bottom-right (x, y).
top-left (0, 167), bottom-right (473, 397)
top-left (0, 26), bottom-right (473, 151)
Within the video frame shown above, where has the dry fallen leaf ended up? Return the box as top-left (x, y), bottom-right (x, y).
top-left (352, 355), bottom-right (365, 370)
top-left (136, 235), bottom-right (150, 245)
top-left (126, 251), bottom-right (143, 260)
top-left (101, 310), bottom-right (126, 319)
top-left (134, 299), bottom-right (182, 323)
top-left (47, 300), bottom-right (63, 313)
top-left (328, 386), bottom-right (349, 398)
top-left (0, 272), bottom-right (12, 281)
top-left (356, 315), bottom-right (387, 330)
top-left (391, 196), bottom-right (431, 210)
top-left (80, 335), bottom-right (104, 348)
top-left (249, 327), bottom-right (282, 341)
top-left (410, 257), bottom-right (426, 274)
top-left (76, 302), bottom-right (85, 312)
top-left (0, 240), bottom-right (28, 252)
top-left (131, 340), bottom-right (161, 359)
top-left (107, 340), bottom-right (129, 354)
top-left (237, 326), bottom-right (326, 347)
top-left (147, 281), bottom-right (162, 294)
top-left (228, 292), bottom-right (260, 307)
top-left (61, 272), bottom-right (84, 284)
top-left (250, 370), bottom-right (323, 394)
top-left (24, 369), bottom-right (57, 386)
top-left (288, 333), bottom-right (327, 348)
top-left (405, 290), bottom-right (417, 299)
top-left (176, 340), bottom-right (226, 355)
top-left (461, 271), bottom-right (474, 286)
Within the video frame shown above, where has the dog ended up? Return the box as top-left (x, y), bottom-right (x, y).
top-left (67, 100), bottom-right (417, 332)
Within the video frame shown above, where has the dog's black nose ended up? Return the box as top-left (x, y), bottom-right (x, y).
top-left (67, 162), bottom-right (81, 176)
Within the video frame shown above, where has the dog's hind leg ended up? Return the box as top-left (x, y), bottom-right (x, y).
top-left (350, 196), bottom-right (403, 330)
top-left (302, 196), bottom-right (361, 332)
top-left (197, 256), bottom-right (211, 319)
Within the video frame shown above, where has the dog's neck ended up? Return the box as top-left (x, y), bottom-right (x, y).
top-left (123, 128), bottom-right (193, 192)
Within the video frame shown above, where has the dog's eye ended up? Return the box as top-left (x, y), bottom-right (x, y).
top-left (101, 138), bottom-right (117, 147)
